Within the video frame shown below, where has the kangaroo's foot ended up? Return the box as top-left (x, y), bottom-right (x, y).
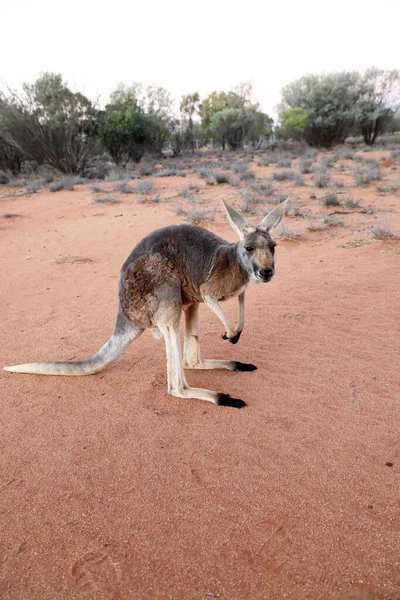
top-left (169, 386), bottom-right (246, 408)
top-left (222, 330), bottom-right (242, 344)
top-left (183, 358), bottom-right (256, 371)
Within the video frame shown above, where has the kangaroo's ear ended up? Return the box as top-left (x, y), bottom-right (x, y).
top-left (221, 200), bottom-right (254, 240)
top-left (258, 197), bottom-right (290, 231)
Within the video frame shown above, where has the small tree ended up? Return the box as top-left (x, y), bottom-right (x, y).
top-left (170, 120), bottom-right (186, 157)
top-left (99, 108), bottom-right (151, 165)
top-left (0, 73), bottom-right (97, 174)
top-left (210, 108), bottom-right (264, 150)
top-left (180, 92), bottom-right (200, 153)
top-left (357, 68), bottom-right (400, 145)
top-left (279, 107), bottom-right (308, 140)
top-left (280, 72), bottom-right (363, 147)
top-left (199, 90), bottom-right (244, 136)
top-left (246, 109), bottom-right (273, 148)
top-left (0, 134), bottom-right (24, 173)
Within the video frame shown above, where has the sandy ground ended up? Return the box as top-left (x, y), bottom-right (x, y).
top-left (1, 150), bottom-right (400, 599)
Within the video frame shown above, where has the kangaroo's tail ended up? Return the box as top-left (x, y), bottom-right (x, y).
top-left (4, 311), bottom-right (142, 376)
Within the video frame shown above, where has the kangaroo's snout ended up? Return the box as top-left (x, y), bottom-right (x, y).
top-left (257, 268), bottom-right (274, 282)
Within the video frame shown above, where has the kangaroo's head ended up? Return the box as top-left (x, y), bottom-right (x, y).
top-left (222, 198), bottom-right (289, 283)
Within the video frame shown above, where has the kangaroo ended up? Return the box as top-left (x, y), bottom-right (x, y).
top-left (4, 199), bottom-right (288, 408)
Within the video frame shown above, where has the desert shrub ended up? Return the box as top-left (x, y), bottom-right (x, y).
top-left (307, 221), bottom-right (328, 232)
top-left (179, 185), bottom-right (190, 198)
top-left (138, 194), bottom-right (161, 203)
top-left (342, 193), bottom-right (360, 208)
top-left (377, 182), bottom-right (399, 193)
top-left (95, 195), bottom-right (120, 204)
top-left (25, 179), bottom-right (44, 194)
top-left (319, 155), bottom-right (336, 169)
top-left (299, 158), bottom-right (314, 174)
top-left (292, 172), bottom-right (305, 186)
top-left (313, 172), bottom-right (331, 188)
top-left (353, 167), bottom-right (382, 186)
top-left (250, 180), bottom-right (275, 196)
top-left (140, 165), bottom-right (155, 176)
top-left (90, 183), bottom-right (107, 193)
top-left (173, 204), bottom-right (216, 224)
top-left (276, 158), bottom-right (292, 168)
top-left (196, 168), bottom-right (232, 185)
top-left (260, 153), bottom-right (278, 166)
top-left (271, 169), bottom-right (295, 181)
top-left (49, 176), bottom-right (80, 192)
top-left (390, 150), bottom-right (400, 159)
top-left (322, 215), bottom-right (344, 227)
top-left (136, 179), bottom-right (154, 194)
top-left (336, 148), bottom-right (355, 160)
top-left (320, 192), bottom-right (341, 206)
top-left (105, 167), bottom-right (130, 181)
top-left (214, 171), bottom-right (233, 184)
top-left (232, 162), bottom-right (250, 174)
top-left (369, 223), bottom-right (398, 239)
top-left (240, 194), bottom-right (265, 215)
top-left (114, 181), bottom-right (133, 193)
top-left (156, 168), bottom-right (181, 177)
top-left (239, 170), bottom-right (255, 181)
top-left (275, 222), bottom-right (302, 240)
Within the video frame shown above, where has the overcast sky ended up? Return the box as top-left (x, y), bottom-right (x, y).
top-left (1, 0), bottom-right (399, 119)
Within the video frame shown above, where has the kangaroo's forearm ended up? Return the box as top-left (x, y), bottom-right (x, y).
top-left (203, 295), bottom-right (236, 338)
top-left (236, 291), bottom-right (246, 333)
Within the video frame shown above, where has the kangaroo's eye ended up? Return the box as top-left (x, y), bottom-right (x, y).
top-left (245, 246), bottom-right (254, 253)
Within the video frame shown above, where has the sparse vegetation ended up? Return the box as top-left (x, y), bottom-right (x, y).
top-left (292, 172), bottom-right (305, 186)
top-left (113, 181), bottom-right (133, 193)
top-left (276, 158), bottom-right (292, 168)
top-left (377, 182), bottom-right (399, 193)
top-left (94, 195), bottom-right (120, 204)
top-left (271, 169), bottom-right (295, 181)
top-left (25, 180), bottom-right (44, 194)
top-left (353, 166), bottom-right (382, 186)
top-left (173, 204), bottom-right (216, 224)
top-left (136, 179), bottom-right (154, 194)
top-left (369, 223), bottom-right (398, 240)
top-left (342, 194), bottom-right (361, 208)
top-left (299, 159), bottom-right (314, 174)
top-left (49, 176), bottom-right (81, 192)
top-left (320, 191), bottom-right (341, 206)
top-left (90, 183), bottom-right (108, 193)
top-left (313, 172), bottom-right (331, 188)
top-left (105, 167), bottom-right (130, 182)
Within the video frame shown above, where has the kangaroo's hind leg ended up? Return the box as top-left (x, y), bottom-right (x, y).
top-left (183, 304), bottom-right (257, 372)
top-left (157, 302), bottom-right (246, 408)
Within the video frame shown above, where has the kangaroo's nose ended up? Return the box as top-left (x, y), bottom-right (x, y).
top-left (259, 268), bottom-right (274, 281)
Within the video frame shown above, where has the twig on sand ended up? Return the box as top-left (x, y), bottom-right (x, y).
top-left (349, 382), bottom-right (362, 410)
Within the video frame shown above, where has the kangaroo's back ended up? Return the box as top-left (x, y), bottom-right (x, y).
top-left (121, 224), bottom-right (231, 288)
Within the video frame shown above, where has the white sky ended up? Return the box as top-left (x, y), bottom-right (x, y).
top-left (1, 0), bottom-right (399, 119)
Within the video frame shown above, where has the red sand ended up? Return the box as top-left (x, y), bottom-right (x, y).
top-left (1, 155), bottom-right (400, 599)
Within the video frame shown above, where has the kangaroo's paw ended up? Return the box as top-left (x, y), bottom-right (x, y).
top-left (221, 330), bottom-right (242, 344)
